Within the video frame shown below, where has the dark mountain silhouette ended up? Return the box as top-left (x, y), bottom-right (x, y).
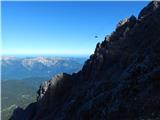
top-left (10, 1), bottom-right (160, 120)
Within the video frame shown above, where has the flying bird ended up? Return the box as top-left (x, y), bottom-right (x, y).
top-left (94, 35), bottom-right (98, 38)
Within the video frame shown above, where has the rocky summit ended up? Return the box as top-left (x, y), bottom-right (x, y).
top-left (10, 1), bottom-right (160, 120)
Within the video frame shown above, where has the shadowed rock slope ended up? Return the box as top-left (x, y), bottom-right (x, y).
top-left (10, 1), bottom-right (160, 120)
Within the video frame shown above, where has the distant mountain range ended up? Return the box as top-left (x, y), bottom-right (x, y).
top-left (1, 56), bottom-right (87, 80)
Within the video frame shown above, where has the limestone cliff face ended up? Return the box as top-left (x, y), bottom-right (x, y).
top-left (10, 1), bottom-right (160, 120)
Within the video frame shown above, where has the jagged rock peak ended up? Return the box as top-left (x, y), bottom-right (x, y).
top-left (37, 73), bottom-right (71, 101)
top-left (138, 0), bottom-right (160, 19)
top-left (116, 15), bottom-right (137, 28)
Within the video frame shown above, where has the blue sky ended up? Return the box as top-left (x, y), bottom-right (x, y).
top-left (2, 1), bottom-right (149, 56)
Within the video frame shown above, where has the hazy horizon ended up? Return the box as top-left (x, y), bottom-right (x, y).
top-left (1, 53), bottom-right (90, 58)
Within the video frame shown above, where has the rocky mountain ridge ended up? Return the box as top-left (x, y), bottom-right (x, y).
top-left (10, 1), bottom-right (160, 120)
